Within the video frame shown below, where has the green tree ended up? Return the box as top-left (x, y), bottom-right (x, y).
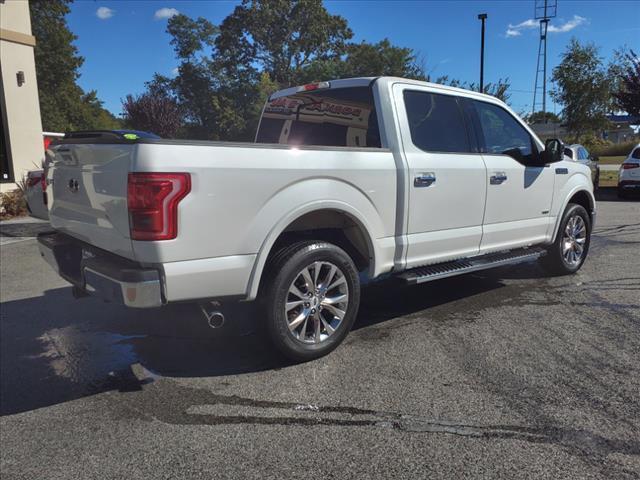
top-left (30, 0), bottom-right (119, 132)
top-left (551, 38), bottom-right (611, 138)
top-left (526, 111), bottom-right (561, 124)
top-left (428, 75), bottom-right (511, 104)
top-left (215, 0), bottom-right (352, 86)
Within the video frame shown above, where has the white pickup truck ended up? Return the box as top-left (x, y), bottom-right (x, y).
top-left (39, 77), bottom-right (595, 361)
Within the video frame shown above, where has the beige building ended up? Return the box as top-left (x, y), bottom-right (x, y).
top-left (1, 0), bottom-right (44, 193)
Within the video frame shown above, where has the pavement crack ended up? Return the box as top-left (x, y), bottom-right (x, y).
top-left (116, 380), bottom-right (640, 458)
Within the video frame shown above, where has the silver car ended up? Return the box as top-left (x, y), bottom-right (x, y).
top-left (564, 144), bottom-right (600, 190)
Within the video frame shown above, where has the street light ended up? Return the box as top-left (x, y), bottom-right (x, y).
top-left (478, 13), bottom-right (487, 93)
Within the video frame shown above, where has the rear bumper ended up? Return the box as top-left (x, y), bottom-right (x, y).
top-left (619, 180), bottom-right (640, 190)
top-left (38, 232), bottom-right (163, 308)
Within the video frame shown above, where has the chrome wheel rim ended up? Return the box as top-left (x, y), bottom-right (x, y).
top-left (562, 214), bottom-right (587, 267)
top-left (285, 261), bottom-right (349, 344)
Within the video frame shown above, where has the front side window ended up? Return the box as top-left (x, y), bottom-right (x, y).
top-left (473, 101), bottom-right (538, 165)
top-left (403, 90), bottom-right (471, 153)
top-left (256, 87), bottom-right (381, 148)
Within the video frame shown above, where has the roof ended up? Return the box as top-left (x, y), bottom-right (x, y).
top-left (269, 76), bottom-right (500, 104)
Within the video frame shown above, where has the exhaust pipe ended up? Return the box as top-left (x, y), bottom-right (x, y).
top-left (72, 286), bottom-right (89, 299)
top-left (199, 301), bottom-right (225, 329)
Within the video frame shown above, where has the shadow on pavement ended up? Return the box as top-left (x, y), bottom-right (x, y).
top-left (0, 267), bottom-right (518, 416)
top-left (595, 187), bottom-right (640, 203)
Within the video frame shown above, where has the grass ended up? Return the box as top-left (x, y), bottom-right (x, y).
top-left (599, 170), bottom-right (618, 188)
top-left (598, 155), bottom-right (625, 165)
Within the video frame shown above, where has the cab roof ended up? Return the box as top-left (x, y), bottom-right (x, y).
top-left (269, 76), bottom-right (501, 104)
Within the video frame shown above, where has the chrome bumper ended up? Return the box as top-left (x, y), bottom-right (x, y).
top-left (38, 232), bottom-right (163, 308)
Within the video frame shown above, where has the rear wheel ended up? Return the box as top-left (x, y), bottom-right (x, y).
top-left (262, 241), bottom-right (361, 362)
top-left (541, 203), bottom-right (591, 275)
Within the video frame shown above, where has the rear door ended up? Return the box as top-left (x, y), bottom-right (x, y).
top-left (470, 99), bottom-right (555, 252)
top-left (393, 84), bottom-right (487, 268)
top-left (47, 142), bottom-right (136, 259)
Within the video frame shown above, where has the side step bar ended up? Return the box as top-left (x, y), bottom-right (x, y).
top-left (398, 247), bottom-right (546, 285)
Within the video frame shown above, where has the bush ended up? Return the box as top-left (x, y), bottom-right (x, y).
top-left (0, 187), bottom-right (28, 220)
top-left (591, 140), bottom-right (639, 157)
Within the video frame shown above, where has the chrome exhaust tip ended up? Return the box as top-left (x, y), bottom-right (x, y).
top-left (207, 311), bottom-right (225, 329)
top-left (199, 302), bottom-right (225, 329)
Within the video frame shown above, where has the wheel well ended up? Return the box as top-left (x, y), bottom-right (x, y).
top-left (568, 190), bottom-right (593, 221)
top-left (269, 210), bottom-right (373, 274)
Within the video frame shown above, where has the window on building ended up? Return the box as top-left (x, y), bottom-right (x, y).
top-left (1, 87), bottom-right (13, 183)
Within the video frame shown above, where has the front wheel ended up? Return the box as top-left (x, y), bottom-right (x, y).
top-left (262, 241), bottom-right (361, 362)
top-left (540, 203), bottom-right (591, 275)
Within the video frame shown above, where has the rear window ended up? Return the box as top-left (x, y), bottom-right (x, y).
top-left (632, 148), bottom-right (640, 159)
top-left (256, 87), bottom-right (381, 148)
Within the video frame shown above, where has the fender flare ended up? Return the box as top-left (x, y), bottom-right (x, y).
top-left (244, 200), bottom-right (380, 301)
top-left (550, 185), bottom-right (596, 243)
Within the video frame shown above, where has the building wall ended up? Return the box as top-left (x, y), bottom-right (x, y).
top-left (1, 0), bottom-right (44, 193)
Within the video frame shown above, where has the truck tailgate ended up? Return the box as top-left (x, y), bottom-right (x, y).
top-left (47, 143), bottom-right (136, 259)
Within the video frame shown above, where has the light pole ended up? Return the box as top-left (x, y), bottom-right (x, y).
top-left (478, 13), bottom-right (487, 93)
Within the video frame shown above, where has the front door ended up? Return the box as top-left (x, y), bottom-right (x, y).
top-left (470, 100), bottom-right (555, 253)
top-left (394, 85), bottom-right (487, 268)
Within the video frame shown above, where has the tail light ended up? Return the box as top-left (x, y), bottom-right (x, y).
top-left (26, 173), bottom-right (44, 188)
top-left (299, 81), bottom-right (330, 92)
top-left (622, 163), bottom-right (639, 169)
top-left (127, 172), bottom-right (191, 241)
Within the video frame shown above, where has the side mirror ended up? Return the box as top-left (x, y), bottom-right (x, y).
top-left (542, 138), bottom-right (564, 164)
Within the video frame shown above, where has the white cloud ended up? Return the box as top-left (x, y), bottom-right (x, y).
top-left (96, 7), bottom-right (114, 20)
top-left (548, 15), bottom-right (587, 33)
top-left (505, 18), bottom-right (540, 37)
top-left (505, 14), bottom-right (587, 37)
top-left (171, 67), bottom-right (179, 76)
top-left (154, 7), bottom-right (179, 20)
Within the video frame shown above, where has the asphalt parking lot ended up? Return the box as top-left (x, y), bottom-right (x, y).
top-left (1, 189), bottom-right (639, 480)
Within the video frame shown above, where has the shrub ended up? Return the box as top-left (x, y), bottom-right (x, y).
top-left (0, 188), bottom-right (28, 219)
top-left (591, 140), bottom-right (639, 157)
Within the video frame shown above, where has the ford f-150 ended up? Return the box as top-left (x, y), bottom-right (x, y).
top-left (38, 77), bottom-right (596, 360)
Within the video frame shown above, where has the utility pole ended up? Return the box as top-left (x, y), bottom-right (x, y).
top-left (478, 13), bottom-right (487, 93)
top-left (532, 0), bottom-right (557, 119)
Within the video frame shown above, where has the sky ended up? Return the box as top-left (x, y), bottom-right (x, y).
top-left (66, 0), bottom-right (640, 117)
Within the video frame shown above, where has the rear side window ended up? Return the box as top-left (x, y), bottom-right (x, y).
top-left (256, 87), bottom-right (381, 148)
top-left (403, 91), bottom-right (471, 153)
top-left (632, 148), bottom-right (640, 159)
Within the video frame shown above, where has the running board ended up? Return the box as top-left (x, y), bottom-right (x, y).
top-left (398, 248), bottom-right (546, 285)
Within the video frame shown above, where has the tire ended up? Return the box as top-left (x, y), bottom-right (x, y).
top-left (261, 240), bottom-right (361, 362)
top-left (540, 203), bottom-right (591, 275)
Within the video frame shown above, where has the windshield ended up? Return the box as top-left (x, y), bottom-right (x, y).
top-left (256, 86), bottom-right (381, 148)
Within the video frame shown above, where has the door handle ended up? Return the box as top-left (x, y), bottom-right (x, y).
top-left (414, 173), bottom-right (436, 187)
top-left (490, 172), bottom-right (507, 185)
